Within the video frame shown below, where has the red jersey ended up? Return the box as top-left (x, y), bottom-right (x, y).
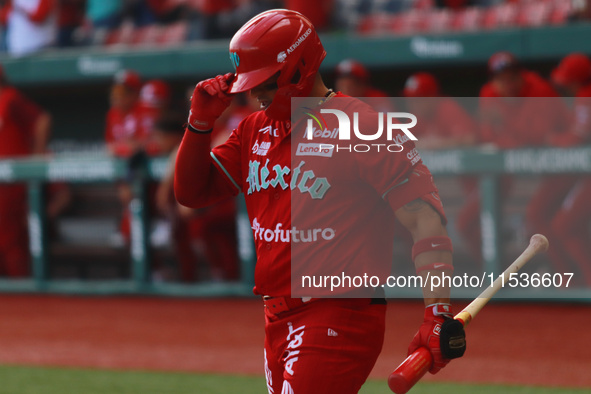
top-left (0, 86), bottom-right (42, 157)
top-left (479, 71), bottom-right (569, 148)
top-left (105, 104), bottom-right (143, 157)
top-left (206, 94), bottom-right (439, 296)
top-left (364, 87), bottom-right (388, 98)
top-left (413, 98), bottom-right (475, 141)
top-left (479, 70), bottom-right (557, 98)
top-left (551, 83), bottom-right (591, 146)
top-left (137, 106), bottom-right (163, 156)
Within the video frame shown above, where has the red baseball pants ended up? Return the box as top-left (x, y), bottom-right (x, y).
top-left (264, 298), bottom-right (386, 394)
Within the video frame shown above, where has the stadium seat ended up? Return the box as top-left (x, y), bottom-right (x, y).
top-left (516, 1), bottom-right (552, 27)
top-left (104, 22), bottom-right (135, 47)
top-left (357, 13), bottom-right (397, 35)
top-left (90, 27), bottom-right (109, 46)
top-left (412, 0), bottom-right (435, 11)
top-left (451, 7), bottom-right (484, 31)
top-left (156, 21), bottom-right (189, 45)
top-left (549, 0), bottom-right (573, 25)
top-left (419, 9), bottom-right (452, 33)
top-left (130, 25), bottom-right (161, 46)
top-left (391, 9), bottom-right (425, 35)
top-left (482, 2), bottom-right (518, 29)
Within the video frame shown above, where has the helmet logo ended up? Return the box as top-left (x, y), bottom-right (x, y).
top-left (230, 52), bottom-right (240, 69)
top-left (277, 51), bottom-right (287, 63)
top-left (287, 28), bottom-right (312, 55)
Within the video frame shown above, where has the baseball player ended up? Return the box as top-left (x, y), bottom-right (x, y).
top-left (479, 52), bottom-right (573, 271)
top-left (175, 9), bottom-right (465, 393)
top-left (0, 64), bottom-right (51, 277)
top-left (549, 53), bottom-right (591, 285)
top-left (104, 69), bottom-right (145, 244)
top-left (335, 59), bottom-right (389, 99)
top-left (105, 69), bottom-right (144, 158)
top-left (138, 79), bottom-right (172, 156)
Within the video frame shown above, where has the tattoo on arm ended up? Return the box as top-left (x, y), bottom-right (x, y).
top-left (402, 198), bottom-right (428, 212)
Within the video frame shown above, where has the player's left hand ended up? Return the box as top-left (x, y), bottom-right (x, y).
top-left (408, 303), bottom-right (466, 374)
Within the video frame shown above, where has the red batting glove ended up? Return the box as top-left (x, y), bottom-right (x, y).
top-left (188, 73), bottom-right (235, 132)
top-left (408, 303), bottom-right (454, 374)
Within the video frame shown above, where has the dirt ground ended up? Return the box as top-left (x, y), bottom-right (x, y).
top-left (0, 295), bottom-right (589, 388)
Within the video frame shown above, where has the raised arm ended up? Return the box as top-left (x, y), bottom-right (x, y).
top-left (174, 73), bottom-right (239, 208)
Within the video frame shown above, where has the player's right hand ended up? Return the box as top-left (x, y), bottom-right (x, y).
top-left (408, 303), bottom-right (465, 374)
top-left (188, 73), bottom-right (235, 132)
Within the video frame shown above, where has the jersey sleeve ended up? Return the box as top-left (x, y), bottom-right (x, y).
top-left (442, 99), bottom-right (476, 139)
top-left (211, 125), bottom-right (243, 194)
top-left (350, 103), bottom-right (438, 211)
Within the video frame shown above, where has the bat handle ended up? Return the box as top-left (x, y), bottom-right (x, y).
top-left (388, 347), bottom-right (432, 394)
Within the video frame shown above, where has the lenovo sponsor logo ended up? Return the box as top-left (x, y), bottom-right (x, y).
top-left (295, 143), bottom-right (334, 157)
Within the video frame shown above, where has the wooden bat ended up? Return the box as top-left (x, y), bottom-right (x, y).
top-left (388, 234), bottom-right (549, 394)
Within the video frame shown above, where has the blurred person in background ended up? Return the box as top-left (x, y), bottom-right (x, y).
top-left (403, 72), bottom-right (480, 263)
top-left (138, 79), bottom-right (172, 156)
top-left (154, 94), bottom-right (256, 281)
top-left (122, 0), bottom-right (156, 27)
top-left (403, 72), bottom-right (476, 150)
top-left (549, 52), bottom-right (591, 285)
top-left (480, 51), bottom-right (573, 271)
top-left (334, 58), bottom-right (393, 113)
top-left (144, 0), bottom-right (187, 24)
top-left (0, 64), bottom-right (51, 277)
top-left (568, 0), bottom-right (591, 21)
top-left (105, 69), bottom-right (143, 157)
top-left (85, 0), bottom-right (122, 29)
top-left (188, 0), bottom-right (235, 40)
top-left (57, 0), bottom-right (85, 47)
top-left (1, 0), bottom-right (57, 56)
top-left (191, 0), bottom-right (282, 40)
top-left (152, 112), bottom-right (201, 281)
top-left (104, 69), bottom-right (143, 244)
top-left (153, 111), bottom-right (237, 282)
top-left (434, 0), bottom-right (473, 9)
top-left (285, 0), bottom-right (333, 31)
top-left (335, 58), bottom-right (388, 99)
top-left (179, 92), bottom-right (258, 281)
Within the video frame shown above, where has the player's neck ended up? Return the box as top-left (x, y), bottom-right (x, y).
top-left (308, 73), bottom-right (331, 98)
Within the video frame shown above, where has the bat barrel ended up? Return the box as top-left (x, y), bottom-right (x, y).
top-left (388, 347), bottom-right (432, 394)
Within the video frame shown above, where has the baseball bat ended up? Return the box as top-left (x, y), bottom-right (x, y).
top-left (388, 234), bottom-right (549, 394)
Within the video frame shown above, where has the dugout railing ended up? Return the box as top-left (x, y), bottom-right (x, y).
top-left (0, 147), bottom-right (590, 300)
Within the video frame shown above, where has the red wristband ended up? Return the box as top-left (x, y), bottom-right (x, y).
top-left (412, 236), bottom-right (453, 261)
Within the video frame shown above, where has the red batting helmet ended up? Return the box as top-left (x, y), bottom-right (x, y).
top-left (403, 72), bottom-right (440, 97)
top-left (114, 69), bottom-right (142, 92)
top-left (140, 79), bottom-right (171, 108)
top-left (487, 52), bottom-right (520, 76)
top-left (228, 9), bottom-right (326, 120)
top-left (552, 53), bottom-right (591, 86)
top-left (335, 59), bottom-right (370, 82)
